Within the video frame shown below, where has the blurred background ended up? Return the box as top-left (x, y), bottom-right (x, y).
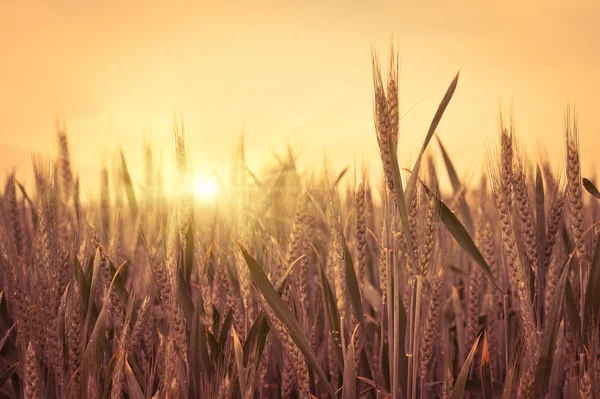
top-left (1, 0), bottom-right (599, 196)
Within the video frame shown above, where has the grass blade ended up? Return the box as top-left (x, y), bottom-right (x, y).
top-left (344, 245), bottom-right (364, 324)
top-left (453, 333), bottom-right (481, 399)
top-left (535, 221), bottom-right (600, 395)
top-left (335, 166), bottom-right (349, 187)
top-left (583, 234), bottom-right (600, 337)
top-left (120, 149), bottom-right (138, 218)
top-left (125, 360), bottom-right (145, 399)
top-left (232, 327), bottom-right (247, 397)
top-left (547, 321), bottom-right (566, 399)
top-left (362, 280), bottom-right (382, 315)
top-left (237, 241), bottom-right (335, 397)
top-left (480, 332), bottom-right (493, 399)
top-left (405, 71), bottom-right (460, 205)
top-left (218, 309), bottom-right (233, 349)
top-left (435, 134), bottom-right (474, 233)
top-left (177, 265), bottom-right (194, 329)
top-left (421, 181), bottom-right (502, 293)
top-left (243, 314), bottom-right (267, 364)
top-left (0, 362), bottom-right (18, 389)
top-left (435, 135), bottom-right (461, 193)
top-left (343, 324), bottom-right (360, 399)
top-left (583, 177), bottom-right (600, 200)
top-left (452, 287), bottom-right (465, 362)
top-left (243, 315), bottom-right (270, 366)
top-left (536, 165), bottom-right (546, 294)
top-left (388, 131), bottom-right (415, 262)
top-left (564, 278), bottom-right (580, 342)
top-left (314, 245), bottom-right (343, 371)
top-left (0, 325), bottom-right (15, 355)
top-left (534, 242), bottom-right (576, 395)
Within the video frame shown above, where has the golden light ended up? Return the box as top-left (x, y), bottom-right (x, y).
top-left (193, 175), bottom-right (220, 203)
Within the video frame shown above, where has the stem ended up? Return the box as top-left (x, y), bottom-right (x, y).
top-left (385, 202), bottom-right (395, 397)
top-left (394, 265), bottom-right (402, 399)
top-left (503, 294), bottom-right (510, 378)
top-left (379, 307), bottom-right (386, 398)
top-left (411, 276), bottom-right (423, 399)
top-left (406, 279), bottom-right (415, 399)
top-left (579, 259), bottom-right (585, 334)
top-left (341, 319), bottom-right (347, 365)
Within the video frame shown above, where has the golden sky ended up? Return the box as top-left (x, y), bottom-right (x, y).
top-left (1, 0), bottom-right (599, 195)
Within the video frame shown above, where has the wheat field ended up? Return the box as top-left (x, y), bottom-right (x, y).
top-left (0, 46), bottom-right (599, 399)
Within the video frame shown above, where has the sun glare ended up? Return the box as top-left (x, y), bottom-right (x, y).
top-left (193, 175), bottom-right (219, 203)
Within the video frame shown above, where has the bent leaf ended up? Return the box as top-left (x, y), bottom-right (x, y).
top-left (421, 181), bottom-right (502, 293)
top-left (406, 71), bottom-right (460, 206)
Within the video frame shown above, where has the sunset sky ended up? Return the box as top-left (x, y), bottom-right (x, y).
top-left (1, 0), bottom-right (599, 196)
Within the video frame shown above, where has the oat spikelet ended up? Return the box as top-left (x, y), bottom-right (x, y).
top-left (217, 376), bottom-right (231, 399)
top-left (217, 258), bottom-right (244, 340)
top-left (372, 48), bottom-right (393, 191)
top-left (144, 139), bottom-right (154, 205)
top-left (281, 357), bottom-right (296, 398)
top-left (565, 110), bottom-right (584, 245)
top-left (468, 214), bottom-right (487, 349)
top-left (441, 366), bottom-right (453, 399)
top-left (378, 219), bottom-right (388, 306)
top-left (328, 330), bottom-right (340, 389)
top-left (489, 150), bottom-right (537, 363)
top-left (565, 110), bottom-right (589, 290)
top-left (513, 150), bottom-right (538, 276)
top-left (481, 214), bottom-right (500, 369)
top-left (100, 167), bottom-right (110, 237)
top-left (329, 194), bottom-right (347, 323)
top-left (285, 192), bottom-right (307, 285)
top-left (298, 213), bottom-right (314, 320)
top-left (420, 267), bottom-right (444, 380)
top-left (420, 194), bottom-right (438, 273)
top-left (66, 283), bottom-right (84, 395)
top-left (580, 370), bottom-right (592, 399)
top-left (146, 244), bottom-right (172, 308)
top-left (545, 235), bottom-right (565, 316)
top-left (517, 365), bottom-right (535, 399)
top-left (173, 115), bottom-right (193, 244)
top-left (58, 129), bottom-right (74, 202)
top-left (146, 239), bottom-right (187, 360)
top-left (408, 186), bottom-right (419, 257)
top-left (6, 175), bottom-right (25, 258)
top-left (355, 183), bottom-right (368, 286)
top-left (24, 342), bottom-right (40, 399)
top-left (199, 265), bottom-right (213, 327)
top-left (500, 117), bottom-right (514, 207)
top-left (130, 297), bottom-right (150, 353)
top-left (387, 44), bottom-right (399, 150)
top-left (544, 190), bottom-right (566, 269)
top-left (262, 298), bottom-right (310, 398)
top-left (257, 336), bottom-right (272, 396)
top-left (33, 156), bottom-right (65, 391)
top-left (97, 248), bottom-right (124, 325)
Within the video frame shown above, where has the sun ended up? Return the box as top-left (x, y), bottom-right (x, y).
top-left (193, 175), bottom-right (220, 203)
